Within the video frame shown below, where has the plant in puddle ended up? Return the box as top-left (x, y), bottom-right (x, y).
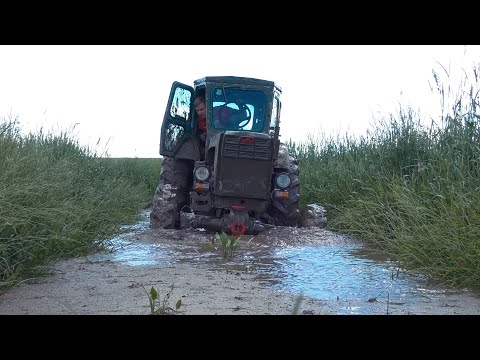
top-left (291, 294), bottom-right (304, 315)
top-left (143, 283), bottom-right (182, 315)
top-left (217, 231), bottom-right (239, 259)
top-left (205, 232), bottom-right (254, 259)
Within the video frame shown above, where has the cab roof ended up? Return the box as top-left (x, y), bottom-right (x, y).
top-left (194, 76), bottom-right (282, 93)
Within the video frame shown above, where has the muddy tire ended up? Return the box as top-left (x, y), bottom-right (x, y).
top-left (267, 155), bottom-right (300, 227)
top-left (150, 157), bottom-right (193, 229)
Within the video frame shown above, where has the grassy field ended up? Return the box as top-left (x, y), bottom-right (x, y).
top-left (2, 64), bottom-right (479, 291)
top-left (0, 120), bottom-right (160, 290)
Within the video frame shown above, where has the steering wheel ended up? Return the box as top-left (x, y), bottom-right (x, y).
top-left (236, 103), bottom-right (251, 128)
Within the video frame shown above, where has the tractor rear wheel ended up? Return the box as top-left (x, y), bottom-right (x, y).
top-left (149, 157), bottom-right (193, 229)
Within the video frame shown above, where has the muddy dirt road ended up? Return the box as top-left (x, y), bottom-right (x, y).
top-left (1, 216), bottom-right (480, 315)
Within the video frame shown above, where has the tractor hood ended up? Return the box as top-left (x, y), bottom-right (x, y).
top-left (214, 131), bottom-right (273, 200)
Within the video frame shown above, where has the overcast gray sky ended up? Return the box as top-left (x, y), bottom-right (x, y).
top-left (1, 45), bottom-right (479, 157)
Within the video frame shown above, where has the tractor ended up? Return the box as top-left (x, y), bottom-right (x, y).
top-left (150, 76), bottom-right (300, 235)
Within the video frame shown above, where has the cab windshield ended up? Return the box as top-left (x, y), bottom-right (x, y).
top-left (211, 87), bottom-right (267, 131)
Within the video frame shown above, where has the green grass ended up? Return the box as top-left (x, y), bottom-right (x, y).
top-left (290, 64), bottom-right (480, 289)
top-left (0, 118), bottom-right (160, 290)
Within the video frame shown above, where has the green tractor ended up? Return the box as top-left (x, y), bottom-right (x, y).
top-left (150, 76), bottom-right (300, 235)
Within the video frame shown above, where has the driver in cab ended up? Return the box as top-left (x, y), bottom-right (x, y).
top-left (214, 99), bottom-right (250, 129)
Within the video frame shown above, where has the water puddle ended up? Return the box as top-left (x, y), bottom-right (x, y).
top-left (266, 244), bottom-right (454, 314)
top-left (89, 211), bottom-right (480, 314)
top-left (87, 212), bottom-right (174, 267)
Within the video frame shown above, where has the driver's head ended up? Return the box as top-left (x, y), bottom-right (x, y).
top-left (194, 96), bottom-right (206, 119)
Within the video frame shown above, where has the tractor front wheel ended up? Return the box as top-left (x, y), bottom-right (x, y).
top-left (267, 156), bottom-right (300, 227)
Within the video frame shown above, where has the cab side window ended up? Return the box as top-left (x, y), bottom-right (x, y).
top-left (270, 96), bottom-right (279, 129)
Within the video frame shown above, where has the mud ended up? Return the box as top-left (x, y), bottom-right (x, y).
top-left (1, 215), bottom-right (480, 315)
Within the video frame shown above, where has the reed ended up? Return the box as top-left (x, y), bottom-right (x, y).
top-left (292, 64), bottom-right (480, 288)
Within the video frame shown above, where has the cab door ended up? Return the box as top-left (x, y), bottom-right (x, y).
top-left (160, 81), bottom-right (194, 157)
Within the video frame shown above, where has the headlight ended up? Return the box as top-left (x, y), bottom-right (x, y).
top-left (276, 173), bottom-right (291, 189)
top-left (194, 166), bottom-right (210, 181)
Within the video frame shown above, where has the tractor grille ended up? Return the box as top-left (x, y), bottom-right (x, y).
top-left (223, 135), bottom-right (271, 161)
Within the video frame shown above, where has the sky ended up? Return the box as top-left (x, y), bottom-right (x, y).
top-left (1, 45), bottom-right (479, 158)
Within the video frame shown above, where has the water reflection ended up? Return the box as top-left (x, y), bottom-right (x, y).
top-left (87, 211), bottom-right (175, 266)
top-left (269, 244), bottom-right (453, 314)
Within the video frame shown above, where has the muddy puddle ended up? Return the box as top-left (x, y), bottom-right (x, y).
top-left (88, 211), bottom-right (480, 315)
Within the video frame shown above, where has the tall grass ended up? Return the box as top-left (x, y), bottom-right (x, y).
top-left (95, 157), bottom-right (160, 203)
top-left (0, 118), bottom-right (160, 290)
top-left (292, 64), bottom-right (480, 289)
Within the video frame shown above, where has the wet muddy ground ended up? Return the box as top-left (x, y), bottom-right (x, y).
top-left (1, 211), bottom-right (480, 315)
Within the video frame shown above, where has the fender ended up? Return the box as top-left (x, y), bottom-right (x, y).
top-left (175, 136), bottom-right (201, 161)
